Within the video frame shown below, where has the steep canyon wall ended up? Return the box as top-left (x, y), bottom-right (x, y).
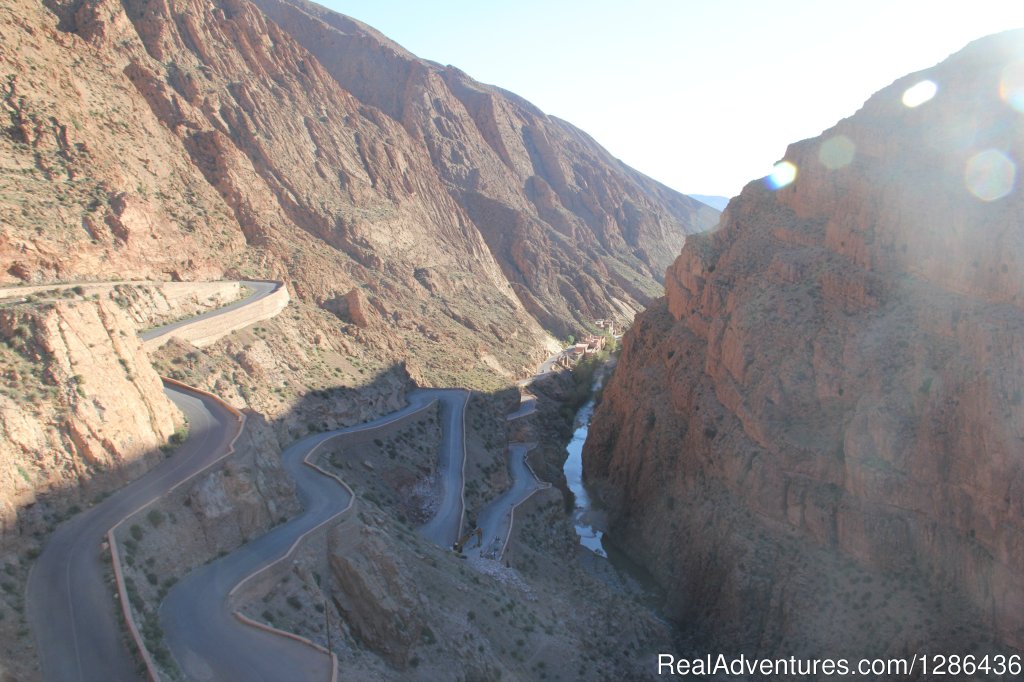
top-left (585, 31), bottom-right (1024, 659)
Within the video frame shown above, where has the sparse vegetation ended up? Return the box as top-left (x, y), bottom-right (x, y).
top-left (146, 509), bottom-right (165, 528)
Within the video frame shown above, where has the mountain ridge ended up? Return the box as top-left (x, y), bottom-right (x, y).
top-left (689, 193), bottom-right (730, 211)
top-left (251, 0), bottom-right (719, 333)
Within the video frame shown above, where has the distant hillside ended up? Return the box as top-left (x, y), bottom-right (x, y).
top-left (251, 0), bottom-right (719, 333)
top-left (1, 0), bottom-right (717, 343)
top-left (688, 194), bottom-right (730, 211)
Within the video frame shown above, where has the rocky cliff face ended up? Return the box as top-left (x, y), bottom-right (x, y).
top-left (585, 31), bottom-right (1024, 660)
top-left (1, 0), bottom-right (712, 360)
top-left (250, 0), bottom-right (718, 334)
top-left (0, 296), bottom-right (180, 538)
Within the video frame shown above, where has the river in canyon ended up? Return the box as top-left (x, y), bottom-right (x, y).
top-left (561, 365), bottom-right (665, 612)
top-left (562, 396), bottom-right (608, 557)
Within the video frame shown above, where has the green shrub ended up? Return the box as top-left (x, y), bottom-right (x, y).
top-left (146, 509), bottom-right (165, 528)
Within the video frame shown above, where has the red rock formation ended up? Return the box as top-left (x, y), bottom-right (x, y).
top-left (586, 31), bottom-right (1024, 661)
top-left (0, 0), bottom-right (553, 403)
top-left (246, 0), bottom-right (719, 333)
top-left (1, 0), bottom-right (714, 348)
top-left (0, 299), bottom-right (181, 537)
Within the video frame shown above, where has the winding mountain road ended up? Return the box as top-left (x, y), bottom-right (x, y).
top-left (467, 443), bottom-right (547, 560)
top-left (416, 390), bottom-right (469, 547)
top-left (26, 386), bottom-right (240, 682)
top-left (506, 394), bottom-right (537, 421)
top-left (25, 276), bottom-right (537, 681)
top-left (474, 348), bottom-right (568, 558)
top-left (161, 390), bottom-right (464, 681)
top-left (138, 280), bottom-right (279, 345)
top-left (26, 282), bottom-right (275, 682)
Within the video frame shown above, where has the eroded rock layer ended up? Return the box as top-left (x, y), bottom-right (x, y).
top-left (0, 299), bottom-right (180, 536)
top-left (251, 0), bottom-right (719, 334)
top-left (1, 0), bottom-right (714, 345)
top-left (585, 31), bottom-right (1024, 659)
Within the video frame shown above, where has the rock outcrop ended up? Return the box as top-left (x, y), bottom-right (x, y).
top-left (327, 518), bottom-right (422, 667)
top-left (585, 30), bottom-right (1024, 661)
top-left (0, 298), bottom-right (180, 537)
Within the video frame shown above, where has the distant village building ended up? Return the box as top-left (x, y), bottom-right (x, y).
top-left (555, 326), bottom-right (614, 368)
top-left (557, 344), bottom-right (586, 368)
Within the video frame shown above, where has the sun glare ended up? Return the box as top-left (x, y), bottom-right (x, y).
top-left (819, 135), bottom-right (856, 170)
top-left (766, 161), bottom-right (798, 190)
top-left (1001, 61), bottom-right (1024, 113)
top-left (902, 79), bottom-right (938, 108)
top-left (964, 149), bottom-right (1017, 201)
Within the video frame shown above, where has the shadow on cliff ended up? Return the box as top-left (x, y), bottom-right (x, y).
top-left (12, 360), bottom-right (416, 544)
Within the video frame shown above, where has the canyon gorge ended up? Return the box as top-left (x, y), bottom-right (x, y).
top-left (2, 0), bottom-right (1023, 678)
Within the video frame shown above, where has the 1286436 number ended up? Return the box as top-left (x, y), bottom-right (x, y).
top-left (922, 654), bottom-right (1022, 677)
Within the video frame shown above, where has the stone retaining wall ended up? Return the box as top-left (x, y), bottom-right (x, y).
top-left (143, 282), bottom-right (289, 350)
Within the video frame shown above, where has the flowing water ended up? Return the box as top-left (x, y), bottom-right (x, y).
top-left (563, 396), bottom-right (607, 557)
top-left (561, 366), bottom-right (669, 612)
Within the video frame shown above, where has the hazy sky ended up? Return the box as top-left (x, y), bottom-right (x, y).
top-left (321, 1), bottom-right (1024, 199)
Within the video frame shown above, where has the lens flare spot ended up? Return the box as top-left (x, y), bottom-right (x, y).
top-left (902, 79), bottom-right (937, 108)
top-left (766, 161), bottom-right (797, 190)
top-left (964, 150), bottom-right (1016, 202)
top-left (819, 135), bottom-right (856, 170)
top-left (1000, 61), bottom-right (1024, 113)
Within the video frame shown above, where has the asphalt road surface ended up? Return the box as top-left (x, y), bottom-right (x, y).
top-left (139, 280), bottom-right (278, 342)
top-left (416, 390), bottom-right (469, 547)
top-left (466, 443), bottom-right (546, 559)
top-left (27, 279), bottom-right (277, 681)
top-left (161, 389), bottom-right (467, 681)
top-left (517, 349), bottom-right (566, 388)
top-left (505, 394), bottom-right (537, 421)
top-left (26, 386), bottom-right (239, 682)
